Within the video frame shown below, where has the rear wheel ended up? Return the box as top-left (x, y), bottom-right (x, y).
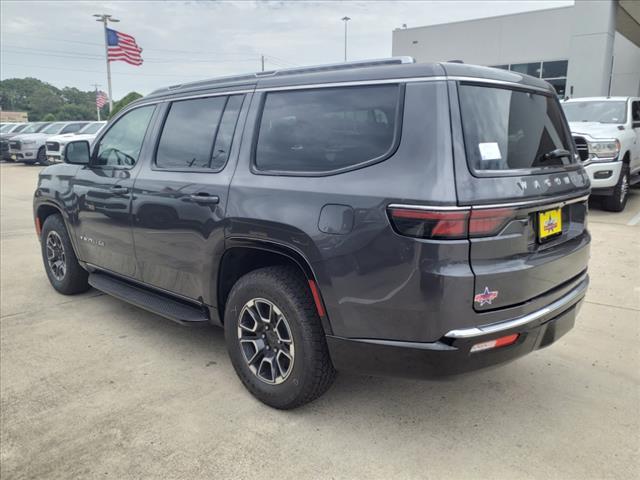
top-left (602, 164), bottom-right (629, 212)
top-left (40, 214), bottom-right (90, 294)
top-left (224, 266), bottom-right (336, 409)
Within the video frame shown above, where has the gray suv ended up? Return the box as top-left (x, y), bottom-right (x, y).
top-left (33, 58), bottom-right (590, 409)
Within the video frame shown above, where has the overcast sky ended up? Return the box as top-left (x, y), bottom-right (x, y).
top-left (1, 0), bottom-right (572, 99)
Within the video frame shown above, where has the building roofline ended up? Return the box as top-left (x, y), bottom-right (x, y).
top-left (394, 4), bottom-right (574, 32)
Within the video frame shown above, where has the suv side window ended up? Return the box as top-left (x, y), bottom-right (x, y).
top-left (60, 123), bottom-right (87, 134)
top-left (94, 105), bottom-right (155, 168)
top-left (156, 96), bottom-right (225, 169)
top-left (254, 85), bottom-right (401, 174)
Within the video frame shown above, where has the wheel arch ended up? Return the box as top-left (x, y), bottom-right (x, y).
top-left (217, 238), bottom-right (332, 335)
top-left (35, 200), bottom-right (83, 262)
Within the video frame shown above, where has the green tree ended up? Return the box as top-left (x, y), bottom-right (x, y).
top-left (109, 92), bottom-right (143, 118)
top-left (42, 113), bottom-right (56, 122)
top-left (0, 78), bottom-right (105, 121)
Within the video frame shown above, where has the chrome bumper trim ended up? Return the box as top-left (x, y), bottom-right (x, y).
top-left (445, 274), bottom-right (588, 339)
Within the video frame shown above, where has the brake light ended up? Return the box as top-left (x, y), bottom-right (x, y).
top-left (470, 333), bottom-right (519, 353)
top-left (388, 206), bottom-right (517, 240)
top-left (388, 208), bottom-right (469, 239)
top-left (469, 208), bottom-right (516, 237)
top-left (35, 216), bottom-right (42, 236)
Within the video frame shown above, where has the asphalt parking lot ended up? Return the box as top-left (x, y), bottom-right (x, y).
top-left (1, 161), bottom-right (639, 479)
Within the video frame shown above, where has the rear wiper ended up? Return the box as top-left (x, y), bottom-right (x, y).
top-left (540, 149), bottom-right (572, 162)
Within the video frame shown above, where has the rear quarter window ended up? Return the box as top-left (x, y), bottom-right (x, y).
top-left (254, 84), bottom-right (402, 174)
top-left (458, 83), bottom-right (574, 173)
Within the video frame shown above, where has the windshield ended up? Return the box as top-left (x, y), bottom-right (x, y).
top-left (13, 124), bottom-right (29, 133)
top-left (79, 122), bottom-right (105, 134)
top-left (42, 123), bottom-right (66, 134)
top-left (562, 101), bottom-right (627, 124)
top-left (21, 123), bottom-right (42, 134)
top-left (459, 84), bottom-right (573, 172)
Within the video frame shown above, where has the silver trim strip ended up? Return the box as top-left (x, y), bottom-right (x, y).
top-left (387, 203), bottom-right (470, 211)
top-left (472, 193), bottom-right (590, 210)
top-left (445, 275), bottom-right (588, 339)
top-left (388, 194), bottom-right (589, 213)
top-left (256, 77), bottom-right (447, 92)
top-left (255, 75), bottom-right (551, 93)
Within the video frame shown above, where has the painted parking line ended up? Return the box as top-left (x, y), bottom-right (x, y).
top-left (627, 210), bottom-right (640, 226)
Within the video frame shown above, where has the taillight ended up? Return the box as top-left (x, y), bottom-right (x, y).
top-left (469, 207), bottom-right (516, 237)
top-left (388, 208), bottom-right (469, 239)
top-left (388, 206), bottom-right (516, 239)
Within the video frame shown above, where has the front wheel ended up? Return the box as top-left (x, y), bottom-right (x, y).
top-left (602, 165), bottom-right (629, 212)
top-left (40, 214), bottom-right (90, 294)
top-left (224, 266), bottom-right (336, 409)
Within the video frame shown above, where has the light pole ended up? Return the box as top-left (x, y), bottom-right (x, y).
top-left (341, 16), bottom-right (351, 62)
top-left (93, 13), bottom-right (119, 113)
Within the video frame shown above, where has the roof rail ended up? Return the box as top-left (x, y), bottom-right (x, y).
top-left (259, 56), bottom-right (416, 78)
top-left (149, 57), bottom-right (416, 96)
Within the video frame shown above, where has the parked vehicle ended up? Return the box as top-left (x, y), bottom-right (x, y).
top-left (562, 96), bottom-right (640, 211)
top-left (46, 121), bottom-right (107, 164)
top-left (10, 121), bottom-right (89, 165)
top-left (1, 123), bottom-right (49, 161)
top-left (34, 59), bottom-right (591, 409)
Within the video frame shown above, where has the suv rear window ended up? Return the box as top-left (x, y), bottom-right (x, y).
top-left (459, 84), bottom-right (573, 172)
top-left (255, 85), bottom-right (401, 174)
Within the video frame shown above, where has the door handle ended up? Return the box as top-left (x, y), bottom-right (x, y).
top-left (110, 186), bottom-right (129, 195)
top-left (188, 193), bottom-right (220, 205)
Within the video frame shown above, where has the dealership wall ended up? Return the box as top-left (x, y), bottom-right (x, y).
top-left (392, 1), bottom-right (640, 97)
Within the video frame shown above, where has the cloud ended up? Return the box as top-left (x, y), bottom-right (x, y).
top-left (1, 0), bottom-right (572, 99)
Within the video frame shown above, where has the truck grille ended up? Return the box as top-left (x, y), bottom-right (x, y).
top-left (46, 141), bottom-right (60, 152)
top-left (9, 141), bottom-right (21, 151)
top-left (573, 136), bottom-right (588, 162)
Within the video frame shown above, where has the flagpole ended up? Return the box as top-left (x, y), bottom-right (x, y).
top-left (93, 13), bottom-right (119, 114)
top-left (91, 83), bottom-right (101, 121)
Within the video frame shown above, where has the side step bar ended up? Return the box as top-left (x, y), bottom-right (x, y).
top-left (88, 272), bottom-right (210, 325)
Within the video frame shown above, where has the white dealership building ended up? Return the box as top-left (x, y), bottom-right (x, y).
top-left (392, 0), bottom-right (640, 98)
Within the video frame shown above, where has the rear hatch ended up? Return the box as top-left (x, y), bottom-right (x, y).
top-left (451, 77), bottom-right (590, 312)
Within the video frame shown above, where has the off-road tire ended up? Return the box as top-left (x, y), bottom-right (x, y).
top-left (224, 266), bottom-right (336, 409)
top-left (602, 164), bottom-right (630, 212)
top-left (40, 214), bottom-right (90, 294)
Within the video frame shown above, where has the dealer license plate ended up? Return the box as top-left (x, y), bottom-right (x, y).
top-left (538, 208), bottom-right (562, 241)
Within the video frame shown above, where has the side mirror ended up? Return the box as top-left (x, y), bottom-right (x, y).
top-left (64, 140), bottom-right (91, 165)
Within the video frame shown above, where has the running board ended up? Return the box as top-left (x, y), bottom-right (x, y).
top-left (88, 272), bottom-right (210, 325)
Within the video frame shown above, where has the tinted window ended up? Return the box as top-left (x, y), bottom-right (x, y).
top-left (490, 65), bottom-right (509, 70)
top-left (459, 84), bottom-right (573, 171)
top-left (542, 60), bottom-right (568, 79)
top-left (61, 123), bottom-right (88, 134)
top-left (510, 62), bottom-right (541, 77)
top-left (13, 124), bottom-right (29, 133)
top-left (255, 85), bottom-right (400, 173)
top-left (95, 106), bottom-right (155, 167)
top-left (562, 101), bottom-right (627, 124)
top-left (156, 96), bottom-right (226, 169)
top-left (631, 101), bottom-right (639, 122)
top-left (211, 95), bottom-right (244, 170)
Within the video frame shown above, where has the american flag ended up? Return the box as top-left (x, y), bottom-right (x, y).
top-left (96, 91), bottom-right (108, 109)
top-left (106, 28), bottom-right (143, 66)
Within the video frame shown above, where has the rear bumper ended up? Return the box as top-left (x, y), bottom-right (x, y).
top-left (327, 275), bottom-right (588, 378)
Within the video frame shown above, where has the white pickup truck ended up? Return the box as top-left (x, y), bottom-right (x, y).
top-left (562, 97), bottom-right (640, 212)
